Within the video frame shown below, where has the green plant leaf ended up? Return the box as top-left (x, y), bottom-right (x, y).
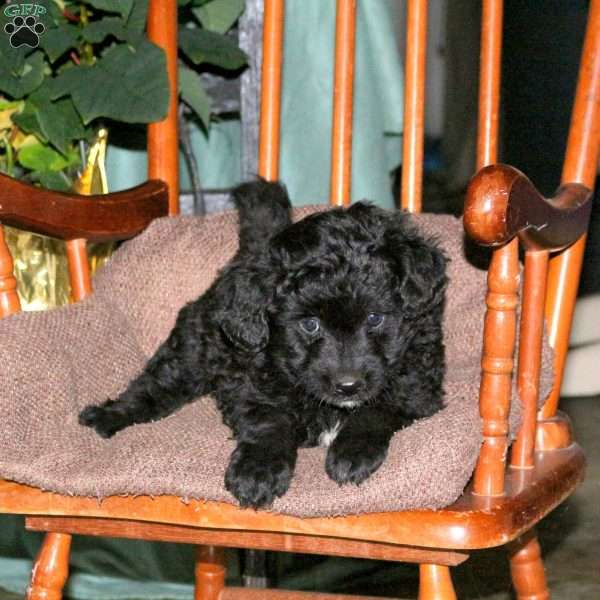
top-left (39, 23), bottom-right (80, 63)
top-left (193, 0), bottom-right (244, 34)
top-left (46, 1), bottom-right (65, 19)
top-left (179, 65), bottom-right (211, 128)
top-left (52, 40), bottom-right (169, 124)
top-left (0, 99), bottom-right (22, 111)
top-left (0, 49), bottom-right (45, 99)
top-left (0, 30), bottom-right (26, 73)
top-left (11, 103), bottom-right (40, 135)
top-left (13, 85), bottom-right (86, 155)
top-left (17, 142), bottom-right (77, 172)
top-left (81, 0), bottom-right (134, 19)
top-left (179, 28), bottom-right (246, 70)
top-left (127, 0), bottom-right (149, 32)
top-left (34, 98), bottom-right (85, 155)
top-left (36, 170), bottom-right (73, 191)
top-left (82, 17), bottom-right (128, 43)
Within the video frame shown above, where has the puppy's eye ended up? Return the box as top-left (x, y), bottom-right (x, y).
top-left (366, 313), bottom-right (385, 328)
top-left (299, 317), bottom-right (320, 334)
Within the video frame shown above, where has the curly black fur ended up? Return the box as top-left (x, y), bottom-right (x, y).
top-left (80, 181), bottom-right (448, 508)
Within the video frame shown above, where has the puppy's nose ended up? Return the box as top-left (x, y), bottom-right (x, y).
top-left (334, 373), bottom-right (364, 396)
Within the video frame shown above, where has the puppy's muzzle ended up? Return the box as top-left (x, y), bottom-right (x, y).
top-left (334, 372), bottom-right (365, 397)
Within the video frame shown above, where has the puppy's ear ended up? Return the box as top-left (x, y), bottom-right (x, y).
top-left (213, 265), bottom-right (271, 352)
top-left (382, 217), bottom-right (448, 317)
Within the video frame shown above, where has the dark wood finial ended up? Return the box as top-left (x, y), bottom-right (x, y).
top-left (464, 164), bottom-right (592, 251)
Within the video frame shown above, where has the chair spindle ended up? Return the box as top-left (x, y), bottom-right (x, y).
top-left (400, 0), bottom-right (428, 213)
top-left (508, 532), bottom-right (550, 600)
top-left (26, 532), bottom-right (72, 600)
top-left (418, 564), bottom-right (457, 600)
top-left (148, 0), bottom-right (179, 216)
top-left (0, 227), bottom-right (20, 317)
top-left (194, 546), bottom-right (226, 600)
top-left (511, 251), bottom-right (549, 468)
top-left (66, 239), bottom-right (92, 301)
top-left (543, 0), bottom-right (600, 419)
top-left (258, 0), bottom-right (285, 181)
top-left (472, 0), bottom-right (519, 497)
top-left (476, 0), bottom-right (502, 168)
top-left (329, 0), bottom-right (357, 207)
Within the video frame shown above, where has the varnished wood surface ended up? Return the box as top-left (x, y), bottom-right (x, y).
top-left (508, 531), bottom-right (550, 600)
top-left (477, 0), bottom-right (503, 169)
top-left (473, 240), bottom-right (519, 496)
top-left (464, 164), bottom-right (592, 250)
top-left (25, 516), bottom-right (470, 566)
top-left (400, 0), bottom-right (427, 212)
top-left (418, 564), bottom-right (457, 600)
top-left (0, 226), bottom-right (21, 317)
top-left (329, 0), bottom-right (356, 207)
top-left (543, 235), bottom-right (589, 419)
top-left (195, 546), bottom-right (226, 600)
top-left (470, 0), bottom-right (515, 498)
top-left (222, 590), bottom-right (393, 600)
top-left (26, 533), bottom-right (71, 600)
top-left (536, 412), bottom-right (573, 451)
top-left (258, 0), bottom-right (285, 181)
top-left (0, 174), bottom-right (169, 242)
top-left (147, 0), bottom-right (179, 215)
top-left (65, 239), bottom-right (92, 302)
top-left (0, 444), bottom-right (584, 552)
top-left (544, 0), bottom-right (600, 418)
top-left (472, 238), bottom-right (519, 496)
top-left (511, 251), bottom-right (549, 469)
top-left (560, 0), bottom-right (600, 189)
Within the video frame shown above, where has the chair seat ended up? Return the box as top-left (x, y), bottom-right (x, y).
top-left (0, 209), bottom-right (554, 519)
top-left (0, 443), bottom-right (583, 558)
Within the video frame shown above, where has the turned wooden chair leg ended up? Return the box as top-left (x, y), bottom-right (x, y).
top-left (509, 530), bottom-right (550, 600)
top-left (418, 564), bottom-right (457, 600)
top-left (195, 545), bottom-right (226, 600)
top-left (26, 532), bottom-right (72, 600)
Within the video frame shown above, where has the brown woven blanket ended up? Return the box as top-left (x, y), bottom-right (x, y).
top-left (0, 208), bottom-right (553, 517)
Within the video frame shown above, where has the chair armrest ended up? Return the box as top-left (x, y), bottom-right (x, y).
top-left (464, 164), bottom-right (592, 251)
top-left (0, 173), bottom-right (169, 242)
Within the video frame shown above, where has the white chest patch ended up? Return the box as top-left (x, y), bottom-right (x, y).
top-left (318, 420), bottom-right (342, 447)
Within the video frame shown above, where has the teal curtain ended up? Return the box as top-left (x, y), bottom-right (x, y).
top-left (106, 1), bottom-right (403, 208)
top-left (279, 0), bottom-right (403, 207)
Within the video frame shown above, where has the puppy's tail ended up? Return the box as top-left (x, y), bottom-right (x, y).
top-left (232, 179), bottom-right (292, 255)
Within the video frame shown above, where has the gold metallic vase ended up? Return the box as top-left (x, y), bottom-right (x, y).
top-left (6, 129), bottom-right (115, 310)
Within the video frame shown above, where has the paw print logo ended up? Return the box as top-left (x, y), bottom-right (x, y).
top-left (4, 15), bottom-right (45, 48)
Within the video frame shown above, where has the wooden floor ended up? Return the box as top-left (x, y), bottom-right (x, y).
top-left (0, 396), bottom-right (597, 599)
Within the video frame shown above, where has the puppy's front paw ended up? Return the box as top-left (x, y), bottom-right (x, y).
top-left (325, 435), bottom-right (389, 485)
top-left (225, 443), bottom-right (294, 508)
top-left (79, 404), bottom-right (122, 439)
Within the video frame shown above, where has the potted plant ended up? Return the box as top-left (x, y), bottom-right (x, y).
top-left (0, 0), bottom-right (247, 308)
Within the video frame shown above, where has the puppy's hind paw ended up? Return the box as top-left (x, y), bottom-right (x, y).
top-left (78, 405), bottom-right (121, 439)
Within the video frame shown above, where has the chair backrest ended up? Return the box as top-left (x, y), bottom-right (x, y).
top-left (1, 0), bottom-right (598, 502)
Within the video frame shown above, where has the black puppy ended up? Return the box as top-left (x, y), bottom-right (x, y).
top-left (80, 182), bottom-right (448, 508)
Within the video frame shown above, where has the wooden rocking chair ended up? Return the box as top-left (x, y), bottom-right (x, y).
top-left (1, 0), bottom-right (598, 598)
